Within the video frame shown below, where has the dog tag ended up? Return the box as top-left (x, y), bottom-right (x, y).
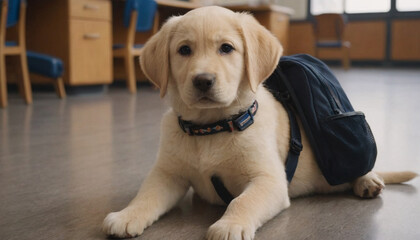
top-left (233, 111), bottom-right (254, 131)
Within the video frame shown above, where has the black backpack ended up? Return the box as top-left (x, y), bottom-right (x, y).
top-left (211, 54), bottom-right (378, 205)
top-left (264, 54), bottom-right (377, 186)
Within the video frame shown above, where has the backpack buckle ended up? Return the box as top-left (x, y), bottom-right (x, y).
top-left (290, 138), bottom-right (303, 154)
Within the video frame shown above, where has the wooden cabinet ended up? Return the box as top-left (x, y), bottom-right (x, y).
top-left (392, 19), bottom-right (420, 60)
top-left (70, 0), bottom-right (112, 20)
top-left (26, 0), bottom-right (112, 86)
top-left (69, 19), bottom-right (112, 85)
top-left (288, 21), bottom-right (387, 61)
top-left (227, 5), bottom-right (291, 53)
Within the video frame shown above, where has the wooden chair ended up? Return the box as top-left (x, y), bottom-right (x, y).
top-left (113, 0), bottom-right (158, 94)
top-left (26, 51), bottom-right (66, 99)
top-left (313, 13), bottom-right (351, 70)
top-left (0, 0), bottom-right (32, 108)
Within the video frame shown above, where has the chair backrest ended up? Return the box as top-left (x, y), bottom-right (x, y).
top-left (313, 13), bottom-right (347, 42)
top-left (5, 0), bottom-right (22, 28)
top-left (123, 0), bottom-right (157, 32)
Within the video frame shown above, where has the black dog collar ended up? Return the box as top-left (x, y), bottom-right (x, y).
top-left (178, 101), bottom-right (258, 136)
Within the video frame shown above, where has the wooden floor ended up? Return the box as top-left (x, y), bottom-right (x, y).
top-left (1, 67), bottom-right (420, 240)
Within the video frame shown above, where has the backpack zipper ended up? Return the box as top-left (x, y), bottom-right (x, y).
top-left (326, 111), bottom-right (364, 120)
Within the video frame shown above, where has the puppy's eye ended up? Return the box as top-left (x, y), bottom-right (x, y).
top-left (178, 45), bottom-right (192, 56)
top-left (219, 43), bottom-right (235, 54)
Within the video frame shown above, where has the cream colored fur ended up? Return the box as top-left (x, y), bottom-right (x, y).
top-left (102, 6), bottom-right (417, 240)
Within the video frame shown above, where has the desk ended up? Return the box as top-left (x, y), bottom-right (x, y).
top-left (22, 0), bottom-right (291, 86)
top-left (25, 0), bottom-right (113, 86)
top-left (156, 0), bottom-right (293, 52)
top-left (114, 0), bottom-right (292, 83)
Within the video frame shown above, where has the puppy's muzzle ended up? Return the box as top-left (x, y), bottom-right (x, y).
top-left (193, 73), bottom-right (215, 92)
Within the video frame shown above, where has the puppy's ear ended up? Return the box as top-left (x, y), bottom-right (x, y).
top-left (140, 16), bottom-right (180, 98)
top-left (239, 13), bottom-right (283, 92)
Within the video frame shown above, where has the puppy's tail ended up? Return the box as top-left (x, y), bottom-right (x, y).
top-left (376, 171), bottom-right (418, 184)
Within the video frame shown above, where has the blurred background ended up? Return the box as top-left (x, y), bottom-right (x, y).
top-left (1, 0), bottom-right (419, 102)
top-left (1, 1), bottom-right (419, 240)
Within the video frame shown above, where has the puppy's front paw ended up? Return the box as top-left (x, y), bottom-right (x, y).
top-left (353, 172), bottom-right (385, 199)
top-left (207, 219), bottom-right (255, 240)
top-left (102, 208), bottom-right (147, 238)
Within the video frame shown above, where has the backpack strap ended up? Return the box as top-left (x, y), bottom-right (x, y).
top-left (211, 175), bottom-right (234, 205)
top-left (210, 68), bottom-right (303, 205)
top-left (272, 67), bottom-right (303, 183)
top-left (281, 98), bottom-right (303, 182)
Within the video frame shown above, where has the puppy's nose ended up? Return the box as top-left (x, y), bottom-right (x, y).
top-left (193, 73), bottom-right (215, 92)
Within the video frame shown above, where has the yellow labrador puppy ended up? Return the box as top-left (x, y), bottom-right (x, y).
top-left (103, 6), bottom-right (417, 240)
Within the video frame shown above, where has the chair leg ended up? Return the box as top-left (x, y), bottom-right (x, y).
top-left (124, 54), bottom-right (137, 94)
top-left (19, 53), bottom-right (32, 104)
top-left (342, 46), bottom-right (350, 70)
top-left (54, 77), bottom-right (66, 99)
top-left (16, 73), bottom-right (26, 98)
top-left (0, 53), bottom-right (7, 108)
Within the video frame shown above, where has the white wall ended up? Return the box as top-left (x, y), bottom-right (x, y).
top-left (275, 0), bottom-right (308, 20)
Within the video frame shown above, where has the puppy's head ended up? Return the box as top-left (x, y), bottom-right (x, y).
top-left (140, 6), bottom-right (282, 110)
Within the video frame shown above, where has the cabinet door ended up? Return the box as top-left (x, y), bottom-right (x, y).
top-left (69, 19), bottom-right (112, 85)
top-left (70, 0), bottom-right (111, 21)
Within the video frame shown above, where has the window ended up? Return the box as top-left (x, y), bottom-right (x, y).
top-left (346, 0), bottom-right (391, 13)
top-left (311, 0), bottom-right (391, 15)
top-left (311, 0), bottom-right (344, 15)
top-left (397, 0), bottom-right (420, 12)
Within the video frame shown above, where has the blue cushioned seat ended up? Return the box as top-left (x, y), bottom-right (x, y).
top-left (26, 51), bottom-right (64, 79)
top-left (112, 43), bottom-right (144, 50)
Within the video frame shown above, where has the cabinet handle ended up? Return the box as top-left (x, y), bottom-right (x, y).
top-left (84, 4), bottom-right (100, 10)
top-left (84, 33), bottom-right (100, 39)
